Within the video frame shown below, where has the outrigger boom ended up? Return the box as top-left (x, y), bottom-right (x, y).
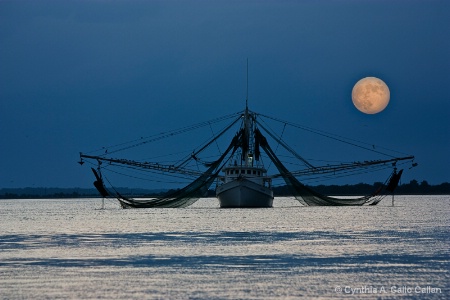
top-left (79, 154), bottom-right (204, 177)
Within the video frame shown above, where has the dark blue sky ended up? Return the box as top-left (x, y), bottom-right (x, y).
top-left (1, 0), bottom-right (449, 188)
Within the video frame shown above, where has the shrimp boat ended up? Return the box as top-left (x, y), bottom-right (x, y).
top-left (79, 98), bottom-right (415, 208)
top-left (216, 108), bottom-right (273, 208)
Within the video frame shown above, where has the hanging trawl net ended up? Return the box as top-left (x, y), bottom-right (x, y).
top-left (255, 128), bottom-right (383, 206)
top-left (112, 132), bottom-right (241, 208)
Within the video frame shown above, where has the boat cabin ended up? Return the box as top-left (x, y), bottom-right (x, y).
top-left (220, 166), bottom-right (272, 187)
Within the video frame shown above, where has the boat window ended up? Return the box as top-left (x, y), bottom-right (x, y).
top-left (253, 170), bottom-right (256, 175)
top-left (241, 170), bottom-right (245, 174)
top-left (258, 171), bottom-right (261, 175)
top-left (247, 170), bottom-right (251, 174)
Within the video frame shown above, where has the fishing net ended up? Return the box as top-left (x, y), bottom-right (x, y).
top-left (255, 128), bottom-right (390, 206)
top-left (110, 131), bottom-right (241, 208)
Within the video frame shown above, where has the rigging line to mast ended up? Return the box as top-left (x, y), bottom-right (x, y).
top-left (267, 122), bottom-right (287, 170)
top-left (175, 114), bottom-right (242, 169)
top-left (108, 114), bottom-right (239, 156)
top-left (256, 118), bottom-right (315, 169)
top-left (257, 112), bottom-right (411, 158)
top-left (82, 127), bottom-right (245, 188)
top-left (139, 149), bottom-right (193, 163)
top-left (209, 122), bottom-right (223, 156)
top-left (83, 111), bottom-right (242, 156)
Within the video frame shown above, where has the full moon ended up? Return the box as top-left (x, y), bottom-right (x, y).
top-left (352, 77), bottom-right (390, 114)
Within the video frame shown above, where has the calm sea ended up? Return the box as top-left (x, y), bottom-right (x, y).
top-left (0, 196), bottom-right (448, 299)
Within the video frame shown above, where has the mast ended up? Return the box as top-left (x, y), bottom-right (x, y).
top-left (242, 59), bottom-right (254, 167)
top-left (246, 58), bottom-right (249, 110)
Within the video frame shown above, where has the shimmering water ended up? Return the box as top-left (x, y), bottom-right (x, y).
top-left (0, 196), bottom-right (448, 299)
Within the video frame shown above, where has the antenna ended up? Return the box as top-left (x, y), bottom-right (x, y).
top-left (246, 58), bottom-right (248, 109)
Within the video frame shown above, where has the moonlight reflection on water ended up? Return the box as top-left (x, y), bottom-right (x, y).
top-left (0, 196), bottom-right (448, 299)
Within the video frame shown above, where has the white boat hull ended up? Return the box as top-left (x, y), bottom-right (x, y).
top-left (216, 178), bottom-right (274, 208)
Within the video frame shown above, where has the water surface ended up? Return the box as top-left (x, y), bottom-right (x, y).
top-left (1, 196), bottom-right (448, 299)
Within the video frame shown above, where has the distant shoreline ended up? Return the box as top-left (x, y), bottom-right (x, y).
top-left (1, 180), bottom-right (449, 199)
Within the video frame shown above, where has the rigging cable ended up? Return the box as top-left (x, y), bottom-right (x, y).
top-left (209, 121), bottom-right (223, 156)
top-left (257, 112), bottom-right (412, 158)
top-left (83, 111), bottom-right (242, 156)
top-left (267, 122), bottom-right (286, 170)
top-left (256, 118), bottom-right (315, 169)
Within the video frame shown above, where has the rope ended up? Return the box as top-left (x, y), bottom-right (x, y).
top-left (256, 112), bottom-right (412, 158)
top-left (83, 111), bottom-right (241, 156)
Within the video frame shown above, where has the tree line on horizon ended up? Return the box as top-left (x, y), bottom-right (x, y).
top-left (1, 180), bottom-right (449, 199)
top-left (272, 180), bottom-right (450, 196)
